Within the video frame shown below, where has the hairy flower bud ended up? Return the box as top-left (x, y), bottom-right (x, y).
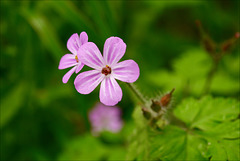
top-left (160, 88), bottom-right (175, 107)
top-left (150, 100), bottom-right (161, 112)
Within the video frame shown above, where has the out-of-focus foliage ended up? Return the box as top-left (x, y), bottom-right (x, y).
top-left (127, 96), bottom-right (239, 160)
top-left (0, 0), bottom-right (239, 160)
top-left (147, 48), bottom-right (239, 101)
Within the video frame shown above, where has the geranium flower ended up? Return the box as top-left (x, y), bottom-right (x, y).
top-left (58, 32), bottom-right (88, 83)
top-left (74, 37), bottom-right (140, 106)
top-left (89, 103), bottom-right (123, 136)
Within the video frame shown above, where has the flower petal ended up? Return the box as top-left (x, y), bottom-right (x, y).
top-left (62, 66), bottom-right (77, 83)
top-left (74, 70), bottom-right (104, 94)
top-left (78, 42), bottom-right (105, 70)
top-left (79, 31), bottom-right (88, 45)
top-left (67, 33), bottom-right (81, 55)
top-left (103, 37), bottom-right (126, 66)
top-left (112, 60), bottom-right (140, 83)
top-left (58, 54), bottom-right (77, 69)
top-left (75, 62), bottom-right (84, 73)
top-left (100, 77), bottom-right (122, 106)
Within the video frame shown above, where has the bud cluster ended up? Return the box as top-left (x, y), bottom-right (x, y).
top-left (196, 20), bottom-right (239, 95)
top-left (141, 88), bottom-right (175, 128)
top-left (195, 20), bottom-right (239, 62)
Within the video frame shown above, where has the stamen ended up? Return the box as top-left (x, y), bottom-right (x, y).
top-left (102, 65), bottom-right (111, 76)
top-left (75, 55), bottom-right (79, 62)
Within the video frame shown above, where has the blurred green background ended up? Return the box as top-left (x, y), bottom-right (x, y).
top-left (0, 0), bottom-right (239, 160)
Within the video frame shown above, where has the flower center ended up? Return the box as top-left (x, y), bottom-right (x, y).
top-left (75, 55), bottom-right (79, 62)
top-left (102, 65), bottom-right (111, 76)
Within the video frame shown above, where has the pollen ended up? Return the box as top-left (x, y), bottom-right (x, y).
top-left (102, 65), bottom-right (111, 76)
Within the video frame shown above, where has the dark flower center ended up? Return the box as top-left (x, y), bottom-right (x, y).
top-left (102, 65), bottom-right (111, 76)
top-left (75, 55), bottom-right (79, 62)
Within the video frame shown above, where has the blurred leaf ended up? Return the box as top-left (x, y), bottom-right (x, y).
top-left (210, 71), bottom-right (240, 94)
top-left (147, 48), bottom-right (239, 98)
top-left (58, 135), bottom-right (108, 161)
top-left (59, 134), bottom-right (126, 161)
top-left (21, 8), bottom-right (63, 61)
top-left (148, 48), bottom-right (210, 97)
top-left (35, 84), bottom-right (74, 107)
top-left (126, 106), bottom-right (151, 160)
top-left (108, 147), bottom-right (126, 161)
top-left (48, 1), bottom-right (95, 33)
top-left (0, 83), bottom-right (25, 128)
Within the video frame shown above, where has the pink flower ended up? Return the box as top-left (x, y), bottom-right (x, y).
top-left (89, 103), bottom-right (123, 136)
top-left (74, 37), bottom-right (140, 106)
top-left (58, 32), bottom-right (88, 83)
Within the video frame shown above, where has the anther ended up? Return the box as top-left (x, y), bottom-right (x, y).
top-left (75, 55), bottom-right (79, 62)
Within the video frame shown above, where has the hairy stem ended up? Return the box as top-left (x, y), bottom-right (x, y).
top-left (127, 83), bottom-right (147, 105)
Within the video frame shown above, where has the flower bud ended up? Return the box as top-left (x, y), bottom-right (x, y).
top-left (235, 32), bottom-right (240, 39)
top-left (160, 88), bottom-right (175, 107)
top-left (141, 107), bottom-right (151, 120)
top-left (150, 100), bottom-right (161, 112)
top-left (221, 32), bottom-right (239, 53)
top-left (195, 20), bottom-right (216, 55)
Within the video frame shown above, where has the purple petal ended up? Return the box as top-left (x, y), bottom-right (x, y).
top-left (58, 54), bottom-right (77, 69)
top-left (100, 77), bottom-right (122, 106)
top-left (108, 120), bottom-right (123, 132)
top-left (62, 66), bottom-right (77, 83)
top-left (79, 31), bottom-right (88, 45)
top-left (112, 59), bottom-right (140, 83)
top-left (75, 62), bottom-right (84, 73)
top-left (67, 33), bottom-right (81, 55)
top-left (74, 70), bottom-right (104, 94)
top-left (89, 103), bottom-right (123, 135)
top-left (78, 42), bottom-right (105, 70)
top-left (103, 37), bottom-right (126, 66)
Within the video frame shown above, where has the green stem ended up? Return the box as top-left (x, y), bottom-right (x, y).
top-left (202, 60), bottom-right (219, 95)
top-left (127, 83), bottom-right (147, 105)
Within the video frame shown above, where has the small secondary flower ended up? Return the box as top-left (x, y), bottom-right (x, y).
top-left (74, 37), bottom-right (140, 106)
top-left (58, 32), bottom-right (88, 83)
top-left (89, 103), bottom-right (123, 136)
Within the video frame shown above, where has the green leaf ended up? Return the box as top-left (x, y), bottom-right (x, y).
top-left (147, 48), bottom-right (239, 97)
top-left (0, 83), bottom-right (25, 128)
top-left (210, 71), bottom-right (240, 95)
top-left (127, 106), bottom-right (208, 160)
top-left (174, 96), bottom-right (240, 160)
top-left (147, 48), bottom-right (211, 98)
top-left (59, 134), bottom-right (126, 161)
top-left (126, 106), bottom-right (151, 160)
top-left (58, 135), bottom-right (108, 161)
top-left (21, 8), bottom-right (63, 61)
top-left (150, 127), bottom-right (208, 160)
top-left (127, 97), bottom-right (239, 160)
top-left (174, 96), bottom-right (239, 130)
top-left (108, 147), bottom-right (126, 161)
top-left (206, 138), bottom-right (240, 161)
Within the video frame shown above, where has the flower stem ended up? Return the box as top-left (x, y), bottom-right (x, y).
top-left (127, 83), bottom-right (147, 105)
top-left (202, 60), bottom-right (219, 95)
